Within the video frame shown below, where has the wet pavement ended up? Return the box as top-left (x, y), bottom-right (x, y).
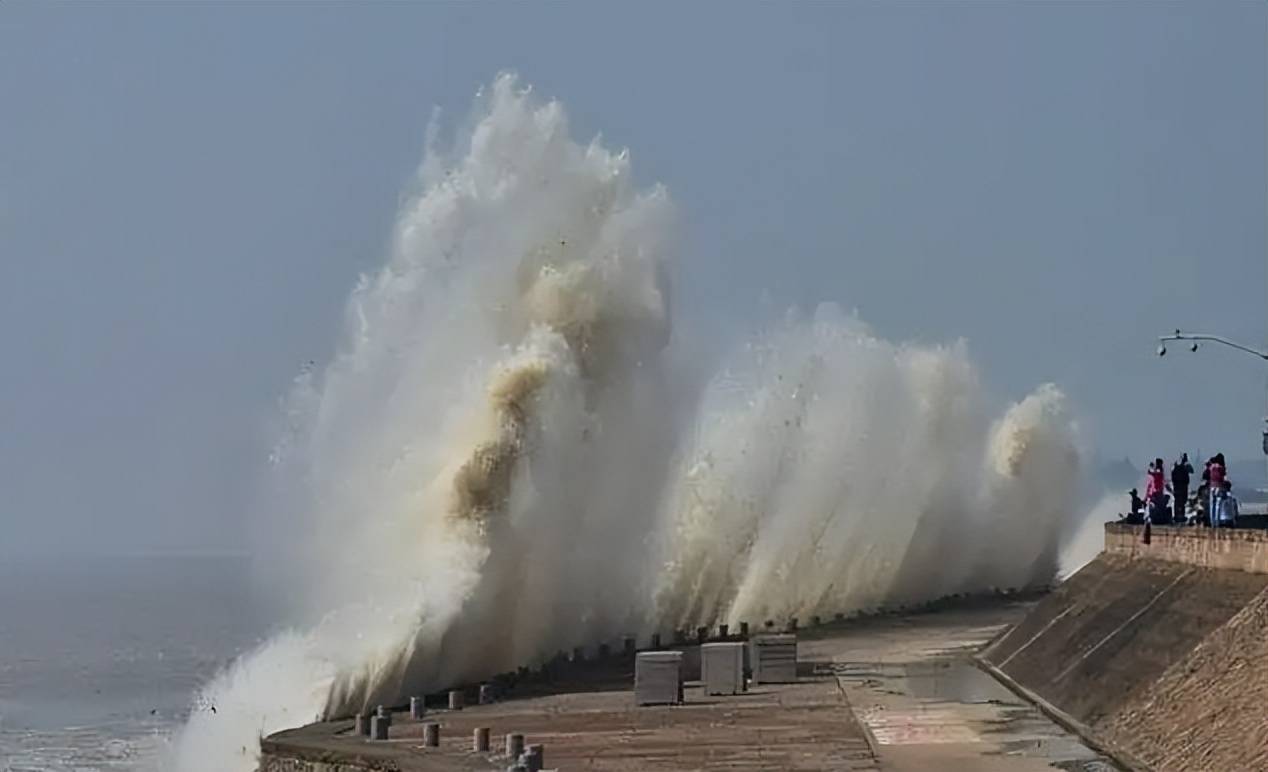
top-left (801, 604), bottom-right (1120, 771)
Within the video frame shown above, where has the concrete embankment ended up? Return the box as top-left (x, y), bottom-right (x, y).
top-left (260, 600), bottom-right (1113, 771)
top-left (980, 523), bottom-right (1268, 772)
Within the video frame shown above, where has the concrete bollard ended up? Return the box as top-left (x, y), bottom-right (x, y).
top-left (635, 651), bottom-right (684, 705)
top-left (410, 696), bottom-right (425, 719)
top-left (739, 621), bottom-right (749, 637)
top-left (423, 721), bottom-right (440, 747)
top-left (598, 642), bottom-right (611, 659)
top-left (650, 632), bottom-right (661, 649)
top-left (354, 712), bottom-right (370, 736)
top-left (474, 726), bottom-right (491, 752)
top-left (701, 641), bottom-right (746, 695)
top-left (479, 683), bottom-right (495, 705)
top-left (505, 732), bottom-right (525, 759)
top-left (522, 743), bottom-right (544, 771)
top-left (448, 690), bottom-right (465, 710)
top-left (752, 633), bottom-right (798, 684)
top-left (718, 623), bottom-right (729, 638)
top-left (370, 714), bottom-right (390, 741)
top-left (623, 635), bottom-right (636, 656)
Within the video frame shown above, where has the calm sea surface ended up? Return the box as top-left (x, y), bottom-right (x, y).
top-left (0, 556), bottom-right (264, 771)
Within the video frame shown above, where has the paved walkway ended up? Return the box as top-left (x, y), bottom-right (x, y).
top-left (263, 601), bottom-right (1117, 771)
top-left (802, 604), bottom-right (1117, 771)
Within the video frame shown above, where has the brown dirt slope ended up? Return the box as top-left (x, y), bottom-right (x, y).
top-left (1099, 586), bottom-right (1268, 772)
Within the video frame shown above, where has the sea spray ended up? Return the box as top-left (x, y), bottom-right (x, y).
top-left (173, 73), bottom-right (1085, 771)
top-left (651, 308), bottom-right (1081, 629)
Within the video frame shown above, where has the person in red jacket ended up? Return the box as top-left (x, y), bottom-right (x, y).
top-left (1145, 458), bottom-right (1169, 524)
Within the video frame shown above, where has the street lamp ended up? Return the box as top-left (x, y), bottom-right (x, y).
top-left (1157, 329), bottom-right (1268, 484)
top-left (1156, 330), bottom-right (1268, 361)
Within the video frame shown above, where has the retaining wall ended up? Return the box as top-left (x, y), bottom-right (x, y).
top-left (1105, 522), bottom-right (1268, 573)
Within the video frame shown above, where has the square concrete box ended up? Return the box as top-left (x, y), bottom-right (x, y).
top-left (668, 645), bottom-right (702, 681)
top-left (701, 642), bottom-right (746, 695)
top-left (635, 651), bottom-right (684, 705)
top-left (751, 633), bottom-right (798, 684)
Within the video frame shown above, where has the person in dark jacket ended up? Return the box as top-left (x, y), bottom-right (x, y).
top-left (1171, 454), bottom-right (1193, 525)
top-left (1125, 488), bottom-right (1145, 524)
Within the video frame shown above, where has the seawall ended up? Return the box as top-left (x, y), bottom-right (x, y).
top-left (980, 523), bottom-right (1268, 771)
top-left (1104, 521), bottom-right (1268, 573)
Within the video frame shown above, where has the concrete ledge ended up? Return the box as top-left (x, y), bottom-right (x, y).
top-left (974, 656), bottom-right (1149, 772)
top-left (1105, 523), bottom-right (1268, 573)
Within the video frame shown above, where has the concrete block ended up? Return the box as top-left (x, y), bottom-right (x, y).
top-left (423, 721), bottom-right (440, 747)
top-left (370, 714), bottom-right (389, 741)
top-left (635, 651), bottom-right (683, 705)
top-left (522, 743), bottom-right (544, 771)
top-left (448, 689), bottom-right (464, 710)
top-left (479, 683), bottom-right (495, 705)
top-left (701, 641), bottom-right (746, 695)
top-left (354, 712), bottom-right (370, 736)
top-left (474, 726), bottom-right (491, 752)
top-left (752, 633), bottom-right (798, 684)
top-left (505, 732), bottom-right (525, 758)
top-left (410, 696), bottom-right (425, 719)
top-left (670, 644), bottom-right (702, 681)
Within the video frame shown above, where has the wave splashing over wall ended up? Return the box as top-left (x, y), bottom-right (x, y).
top-left (172, 74), bottom-right (1082, 771)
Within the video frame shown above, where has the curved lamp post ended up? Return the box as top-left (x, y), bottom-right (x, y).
top-left (1156, 330), bottom-right (1268, 361)
top-left (1156, 329), bottom-right (1268, 470)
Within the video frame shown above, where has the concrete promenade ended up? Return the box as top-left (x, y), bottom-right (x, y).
top-left (261, 602), bottom-right (1114, 771)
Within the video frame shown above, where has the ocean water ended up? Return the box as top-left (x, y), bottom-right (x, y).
top-left (0, 556), bottom-right (262, 771)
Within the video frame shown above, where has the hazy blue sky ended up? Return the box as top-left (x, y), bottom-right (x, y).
top-left (1, 2), bottom-right (1264, 555)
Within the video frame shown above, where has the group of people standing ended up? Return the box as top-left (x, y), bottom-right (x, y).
top-left (1125, 452), bottom-right (1239, 528)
